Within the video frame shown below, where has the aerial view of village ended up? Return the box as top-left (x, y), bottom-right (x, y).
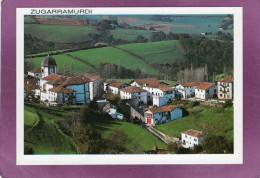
top-left (24, 14), bottom-right (234, 155)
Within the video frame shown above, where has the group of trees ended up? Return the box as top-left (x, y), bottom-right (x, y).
top-left (56, 105), bottom-right (143, 154)
top-left (168, 135), bottom-right (233, 154)
top-left (151, 37), bottom-right (233, 82)
top-left (98, 62), bottom-right (148, 79)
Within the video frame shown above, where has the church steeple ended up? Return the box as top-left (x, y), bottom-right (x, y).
top-left (41, 55), bottom-right (57, 78)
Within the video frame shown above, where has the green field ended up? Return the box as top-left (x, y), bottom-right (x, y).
top-left (155, 105), bottom-right (233, 140)
top-left (88, 116), bottom-right (167, 151)
top-left (25, 24), bottom-right (98, 43)
top-left (110, 29), bottom-right (155, 41)
top-left (68, 47), bottom-right (159, 75)
top-left (24, 106), bottom-right (39, 126)
top-left (24, 16), bottom-right (37, 24)
top-left (32, 54), bottom-right (94, 74)
top-left (24, 106), bottom-right (76, 154)
top-left (117, 40), bottom-right (182, 64)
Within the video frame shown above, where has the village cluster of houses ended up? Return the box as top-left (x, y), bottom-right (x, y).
top-left (24, 55), bottom-right (234, 149)
top-left (24, 55), bottom-right (101, 106)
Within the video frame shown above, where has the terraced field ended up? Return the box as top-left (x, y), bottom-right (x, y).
top-left (110, 29), bottom-right (155, 41)
top-left (68, 47), bottom-right (159, 75)
top-left (24, 105), bottom-right (76, 154)
top-left (24, 106), bottom-right (39, 126)
top-left (25, 24), bottom-right (98, 43)
top-left (117, 40), bottom-right (182, 64)
top-left (32, 54), bottom-right (94, 74)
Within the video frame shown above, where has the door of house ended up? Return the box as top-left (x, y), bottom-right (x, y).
top-left (147, 119), bottom-right (151, 124)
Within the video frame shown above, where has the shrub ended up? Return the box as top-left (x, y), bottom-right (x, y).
top-left (223, 99), bottom-right (233, 108)
top-left (24, 145), bottom-right (34, 155)
top-left (193, 145), bottom-right (203, 153)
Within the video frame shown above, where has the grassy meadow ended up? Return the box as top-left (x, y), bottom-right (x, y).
top-left (88, 116), bottom-right (167, 151)
top-left (32, 54), bottom-right (94, 74)
top-left (111, 29), bottom-right (155, 41)
top-left (68, 47), bottom-right (159, 75)
top-left (25, 24), bottom-right (98, 43)
top-left (117, 40), bottom-right (183, 64)
top-left (155, 105), bottom-right (233, 140)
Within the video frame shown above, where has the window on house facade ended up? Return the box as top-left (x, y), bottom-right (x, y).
top-left (185, 135), bottom-right (187, 138)
top-left (194, 138), bottom-right (197, 141)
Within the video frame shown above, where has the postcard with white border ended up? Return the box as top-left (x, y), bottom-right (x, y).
top-left (15, 7), bottom-right (243, 165)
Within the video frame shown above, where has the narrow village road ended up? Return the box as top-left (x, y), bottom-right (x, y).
top-left (141, 122), bottom-right (180, 145)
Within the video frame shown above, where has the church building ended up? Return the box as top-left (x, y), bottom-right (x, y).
top-left (25, 55), bottom-right (100, 105)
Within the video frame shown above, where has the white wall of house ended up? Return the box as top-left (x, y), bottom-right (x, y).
top-left (120, 91), bottom-right (147, 107)
top-left (217, 82), bottom-right (233, 100)
top-left (130, 81), bottom-right (141, 88)
top-left (89, 78), bottom-right (100, 101)
top-left (104, 83), bottom-right (127, 95)
top-left (195, 85), bottom-right (217, 100)
top-left (175, 85), bottom-right (197, 98)
top-left (152, 92), bottom-right (175, 107)
top-left (144, 108), bottom-right (182, 126)
top-left (181, 133), bottom-right (205, 148)
top-left (28, 72), bottom-right (41, 79)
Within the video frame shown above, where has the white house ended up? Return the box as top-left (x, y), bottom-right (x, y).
top-left (217, 75), bottom-right (233, 100)
top-left (103, 103), bottom-right (124, 120)
top-left (28, 68), bottom-right (41, 79)
top-left (144, 105), bottom-right (182, 126)
top-left (175, 81), bottom-right (202, 98)
top-left (130, 78), bottom-right (174, 106)
top-left (104, 79), bottom-right (127, 95)
top-left (181, 129), bottom-right (206, 148)
top-left (120, 86), bottom-right (148, 107)
top-left (195, 82), bottom-right (217, 100)
top-left (143, 84), bottom-right (175, 107)
top-left (130, 78), bottom-right (160, 88)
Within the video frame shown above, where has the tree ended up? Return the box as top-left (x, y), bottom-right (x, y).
top-left (167, 142), bottom-right (178, 153)
top-left (117, 59), bottom-right (121, 78)
top-left (24, 145), bottom-right (34, 155)
top-left (70, 62), bottom-right (74, 76)
top-left (63, 61), bottom-right (67, 75)
top-left (105, 129), bottom-right (130, 153)
top-left (24, 58), bottom-right (35, 73)
top-left (202, 135), bottom-right (233, 154)
top-left (57, 64), bottom-right (60, 74)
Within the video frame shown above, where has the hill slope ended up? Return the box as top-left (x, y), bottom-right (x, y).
top-left (117, 40), bottom-right (182, 64)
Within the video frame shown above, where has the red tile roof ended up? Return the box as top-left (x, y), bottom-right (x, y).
top-left (182, 129), bottom-right (205, 138)
top-left (60, 76), bottom-right (86, 86)
top-left (158, 84), bottom-right (175, 92)
top-left (105, 79), bottom-right (125, 88)
top-left (49, 86), bottom-right (74, 94)
top-left (28, 68), bottom-right (41, 73)
top-left (196, 82), bottom-right (215, 90)
top-left (79, 73), bottom-right (101, 82)
top-left (24, 78), bottom-right (39, 85)
top-left (103, 103), bottom-right (111, 112)
top-left (179, 81), bottom-right (202, 87)
top-left (133, 78), bottom-right (160, 85)
top-left (121, 86), bottom-right (147, 93)
top-left (147, 105), bottom-right (178, 114)
top-left (217, 75), bottom-right (234, 82)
